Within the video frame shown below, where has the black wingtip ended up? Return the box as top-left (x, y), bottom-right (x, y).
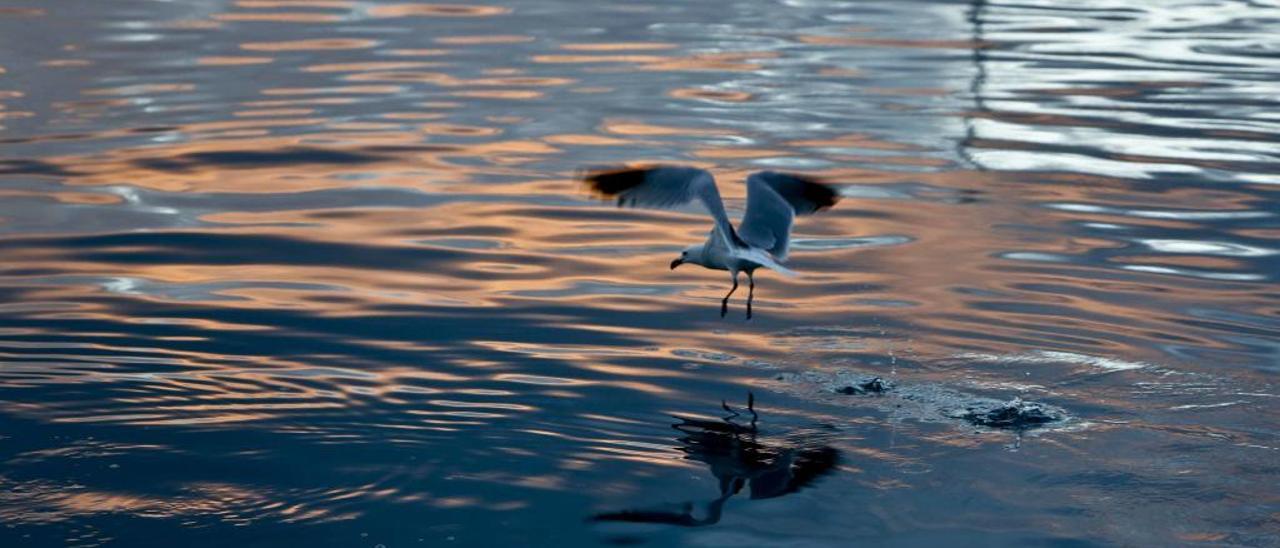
top-left (583, 166), bottom-right (655, 197)
top-left (755, 171), bottom-right (841, 214)
top-left (788, 174), bottom-right (840, 212)
top-left (804, 178), bottom-right (840, 211)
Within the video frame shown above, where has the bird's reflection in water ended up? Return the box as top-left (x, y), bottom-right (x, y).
top-left (592, 394), bottom-right (839, 527)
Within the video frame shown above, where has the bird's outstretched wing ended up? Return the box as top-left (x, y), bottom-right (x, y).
top-left (585, 166), bottom-right (744, 250)
top-left (738, 171), bottom-right (840, 260)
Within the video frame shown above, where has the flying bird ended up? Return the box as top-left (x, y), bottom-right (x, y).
top-left (585, 166), bottom-right (840, 319)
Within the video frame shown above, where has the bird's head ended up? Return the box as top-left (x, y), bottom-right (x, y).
top-left (671, 244), bottom-right (705, 270)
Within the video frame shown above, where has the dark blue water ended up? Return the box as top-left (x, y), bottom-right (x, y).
top-left (1, 0), bottom-right (1277, 546)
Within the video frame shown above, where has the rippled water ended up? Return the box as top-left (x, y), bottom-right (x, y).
top-left (1, 0), bottom-right (1278, 546)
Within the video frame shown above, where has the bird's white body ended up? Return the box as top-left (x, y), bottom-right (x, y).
top-left (679, 238), bottom-right (796, 277)
top-left (682, 243), bottom-right (738, 272)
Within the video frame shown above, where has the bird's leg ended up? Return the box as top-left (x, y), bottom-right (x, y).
top-left (720, 271), bottom-right (739, 318)
top-left (745, 271), bottom-right (755, 320)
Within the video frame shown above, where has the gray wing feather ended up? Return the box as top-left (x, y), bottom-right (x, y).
top-left (739, 172), bottom-right (840, 260)
top-left (586, 166), bottom-right (742, 249)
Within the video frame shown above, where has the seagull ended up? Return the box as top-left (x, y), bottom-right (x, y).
top-left (584, 166), bottom-right (840, 319)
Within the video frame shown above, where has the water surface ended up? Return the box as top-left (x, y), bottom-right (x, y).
top-left (1, 0), bottom-right (1278, 546)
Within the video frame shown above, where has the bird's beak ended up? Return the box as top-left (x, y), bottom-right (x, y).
top-left (670, 258), bottom-right (684, 270)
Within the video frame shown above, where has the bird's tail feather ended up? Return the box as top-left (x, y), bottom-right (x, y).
top-left (735, 248), bottom-right (799, 278)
